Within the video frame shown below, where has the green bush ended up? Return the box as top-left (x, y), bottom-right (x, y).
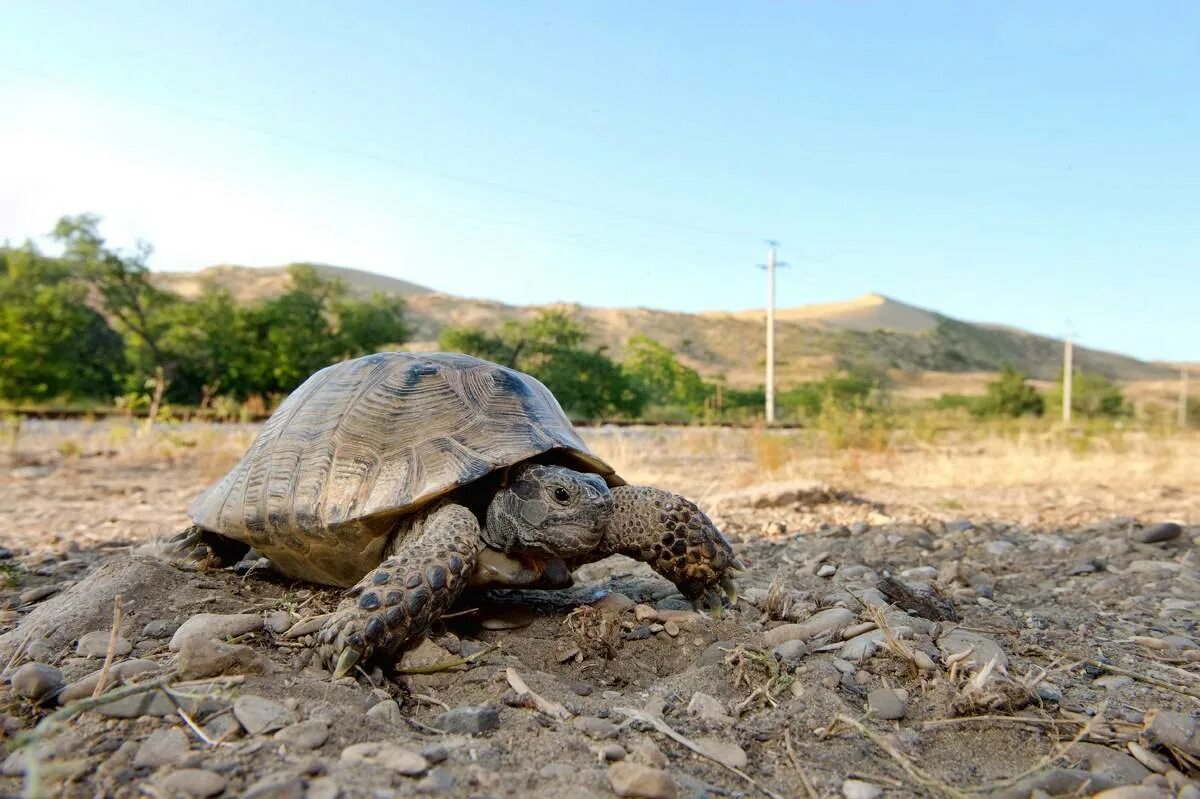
top-left (972, 365), bottom-right (1044, 418)
top-left (1047, 370), bottom-right (1128, 419)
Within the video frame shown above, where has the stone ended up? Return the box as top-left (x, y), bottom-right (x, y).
top-left (178, 635), bottom-right (267, 680)
top-left (58, 658), bottom-right (160, 704)
top-left (340, 741), bottom-right (428, 775)
top-left (985, 540), bottom-right (1016, 557)
top-left (305, 777), bottom-right (342, 799)
top-left (433, 705), bottom-right (500, 735)
top-left (241, 774), bottom-right (306, 799)
top-left (816, 564), bottom-right (837, 578)
top-left (366, 698), bottom-right (404, 725)
top-left (937, 628), bottom-right (1008, 671)
top-left (75, 630), bottom-right (132, 658)
top-left (839, 630), bottom-right (885, 662)
top-left (158, 768), bottom-right (227, 798)
top-left (594, 743), bottom-right (627, 761)
top-left (692, 736), bottom-right (747, 769)
top-left (19, 585), bottom-right (60, 604)
top-left (1132, 523), bottom-right (1182, 544)
top-left (134, 727), bottom-right (190, 768)
top-left (608, 761), bottom-right (678, 799)
top-left (593, 592), bottom-right (636, 614)
top-left (772, 639), bottom-right (808, 665)
top-left (867, 688), bottom-right (907, 720)
top-left (634, 604), bottom-right (657, 622)
top-left (10, 662), bottom-right (63, 703)
top-left (1066, 742), bottom-right (1150, 785)
top-left (141, 619), bottom-right (178, 638)
top-left (414, 767), bottom-right (454, 794)
top-left (93, 690), bottom-right (178, 718)
top-left (275, 719), bottom-right (329, 750)
top-left (264, 611), bottom-right (294, 634)
top-left (573, 716), bottom-right (619, 739)
top-left (686, 692), bottom-right (732, 724)
top-left (234, 695), bottom-right (293, 735)
top-left (1095, 675), bottom-right (1134, 691)
top-left (842, 779), bottom-right (883, 799)
top-left (763, 607), bottom-right (855, 645)
top-left (169, 613), bottom-right (263, 651)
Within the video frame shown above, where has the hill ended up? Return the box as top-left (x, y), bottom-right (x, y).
top-left (149, 264), bottom-right (1176, 386)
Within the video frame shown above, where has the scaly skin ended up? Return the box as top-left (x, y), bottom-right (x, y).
top-left (317, 502), bottom-right (482, 678)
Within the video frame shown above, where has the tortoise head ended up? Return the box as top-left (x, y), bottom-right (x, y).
top-left (483, 463), bottom-right (613, 558)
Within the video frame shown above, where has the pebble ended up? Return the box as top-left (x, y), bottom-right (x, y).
top-left (1095, 675), bottom-right (1134, 690)
top-left (654, 596), bottom-right (693, 612)
top-left (608, 761), bottom-right (678, 799)
top-left (264, 611), bottom-right (294, 634)
top-left (594, 743), bottom-right (626, 761)
top-left (900, 566), bottom-right (938, 581)
top-left (366, 699), bottom-right (404, 726)
top-left (414, 767), bottom-right (454, 794)
top-left (842, 779), bottom-right (883, 799)
top-left (816, 564), bottom-right (837, 578)
top-left (93, 689), bottom-right (178, 718)
top-left (169, 613), bottom-right (263, 651)
top-left (686, 692), bottom-right (733, 725)
top-left (573, 716), bottom-right (619, 739)
top-left (663, 621), bottom-right (680, 637)
top-left (158, 768), bottom-right (227, 798)
top-left (178, 636), bottom-right (266, 680)
top-left (839, 630), bottom-right (885, 662)
top-left (9, 662), bottom-right (63, 703)
top-left (134, 727), bottom-right (190, 768)
top-left (594, 592), bottom-right (636, 614)
top-left (764, 607), bottom-right (855, 645)
top-left (19, 585), bottom-right (59, 604)
top-left (937, 628), bottom-right (1008, 670)
top-left (241, 774), bottom-right (306, 799)
top-left (692, 736), bottom-right (747, 769)
top-left (1132, 523), bottom-right (1182, 544)
top-left (305, 777), bottom-right (343, 799)
top-left (867, 688), bottom-right (907, 720)
top-left (275, 719), bottom-right (329, 750)
top-left (1066, 742), bottom-right (1150, 785)
top-left (772, 639), bottom-right (809, 665)
top-left (141, 619), bottom-right (178, 638)
top-left (75, 630), bottom-right (132, 658)
top-left (433, 706), bottom-right (500, 735)
top-left (634, 604), bottom-right (657, 622)
top-left (340, 741), bottom-right (428, 776)
top-left (234, 695), bottom-right (294, 735)
top-left (984, 540), bottom-right (1016, 556)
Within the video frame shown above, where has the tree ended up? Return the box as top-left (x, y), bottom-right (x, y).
top-left (0, 245), bottom-right (123, 401)
top-left (1048, 370), bottom-right (1127, 419)
top-left (973, 365), bottom-right (1044, 418)
top-left (622, 336), bottom-right (710, 413)
top-left (333, 291), bottom-right (410, 358)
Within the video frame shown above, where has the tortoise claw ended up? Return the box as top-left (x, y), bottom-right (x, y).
top-left (333, 647), bottom-right (361, 680)
top-left (720, 576), bottom-right (738, 606)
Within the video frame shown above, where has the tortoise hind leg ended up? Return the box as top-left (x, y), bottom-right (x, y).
top-left (166, 525), bottom-right (250, 569)
top-left (318, 502), bottom-right (481, 679)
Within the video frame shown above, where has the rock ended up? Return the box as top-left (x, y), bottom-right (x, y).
top-left (19, 585), bottom-right (60, 604)
top-left (839, 630), bottom-right (885, 662)
top-left (366, 698), bottom-right (404, 726)
top-left (573, 716), bottom-right (619, 739)
top-left (340, 741), bottom-right (428, 775)
top-left (686, 692), bottom-right (733, 725)
top-left (629, 741), bottom-right (668, 769)
top-left (1132, 523), bottom-right (1182, 544)
top-left (985, 540), bottom-right (1016, 557)
top-left (1095, 675), bottom-right (1134, 691)
top-left (241, 774), bottom-right (306, 799)
top-left (764, 607), bottom-right (855, 645)
top-left (264, 611), bottom-right (294, 634)
top-left (233, 695), bottom-right (293, 735)
top-left (159, 768), bottom-right (227, 798)
top-left (608, 761), bottom-right (678, 799)
top-left (842, 779), bottom-right (883, 799)
top-left (398, 639), bottom-right (456, 671)
top-left (169, 613), bottom-right (263, 651)
top-left (772, 639), bottom-right (808, 665)
top-left (594, 743), bottom-right (627, 761)
top-left (762, 520), bottom-right (788, 536)
top-left (141, 619), bottom-right (178, 638)
top-left (867, 688), bottom-right (907, 720)
top-left (1066, 742), bottom-right (1150, 785)
top-left (900, 566), bottom-right (938, 581)
top-left (75, 630), bottom-right (132, 658)
top-left (433, 705), bottom-right (500, 735)
top-left (593, 592), bottom-right (635, 614)
top-left (816, 564), bottom-right (837, 578)
top-left (708, 479), bottom-right (831, 510)
top-left (305, 777), bottom-right (342, 799)
top-left (692, 736), bottom-right (747, 769)
top-left (10, 662), bottom-right (63, 703)
top-left (634, 604), bottom-right (657, 622)
top-left (134, 727), bottom-right (190, 768)
top-left (414, 768), bottom-right (454, 794)
top-left (93, 689), bottom-right (178, 718)
top-left (275, 719), bottom-right (329, 751)
top-left (58, 658), bottom-right (160, 703)
top-left (178, 635), bottom-right (267, 679)
top-left (937, 628), bottom-right (1008, 670)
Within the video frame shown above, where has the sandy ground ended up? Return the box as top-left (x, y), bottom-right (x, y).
top-left (0, 420), bottom-right (1196, 798)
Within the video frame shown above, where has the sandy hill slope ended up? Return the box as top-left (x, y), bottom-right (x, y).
top-left (150, 264), bottom-right (1175, 386)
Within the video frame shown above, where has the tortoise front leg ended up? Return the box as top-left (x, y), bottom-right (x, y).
top-left (579, 486), bottom-right (741, 609)
top-left (318, 502), bottom-right (481, 678)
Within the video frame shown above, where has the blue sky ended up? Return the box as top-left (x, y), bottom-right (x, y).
top-left (2, 2), bottom-right (1196, 362)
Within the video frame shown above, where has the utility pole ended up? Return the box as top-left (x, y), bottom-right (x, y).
top-left (1181, 368), bottom-right (1190, 429)
top-left (1062, 336), bottom-right (1074, 424)
top-left (759, 241), bottom-right (787, 424)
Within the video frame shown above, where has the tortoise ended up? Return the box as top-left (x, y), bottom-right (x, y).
top-left (172, 351), bottom-right (740, 678)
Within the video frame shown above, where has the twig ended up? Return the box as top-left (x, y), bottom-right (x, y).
top-left (396, 644), bottom-right (498, 675)
top-left (1075, 657), bottom-right (1200, 701)
top-left (783, 728), bottom-right (820, 799)
top-left (921, 715), bottom-right (1090, 730)
top-left (12, 675), bottom-right (176, 750)
top-left (438, 607), bottom-right (479, 620)
top-left (966, 704), bottom-right (1102, 794)
top-left (411, 692), bottom-right (452, 712)
top-left (2, 632), bottom-right (32, 678)
top-left (833, 714), bottom-right (968, 799)
top-left (92, 593), bottom-right (124, 697)
top-left (175, 706), bottom-right (219, 747)
top-left (506, 668), bottom-right (572, 720)
top-left (616, 706), bottom-right (787, 799)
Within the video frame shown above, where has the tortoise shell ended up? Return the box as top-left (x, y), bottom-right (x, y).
top-left (188, 352), bottom-right (621, 586)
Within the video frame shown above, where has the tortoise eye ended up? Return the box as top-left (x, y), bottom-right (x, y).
top-left (552, 486), bottom-right (571, 504)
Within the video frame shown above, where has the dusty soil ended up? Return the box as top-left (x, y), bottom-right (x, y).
top-left (0, 421), bottom-right (1197, 798)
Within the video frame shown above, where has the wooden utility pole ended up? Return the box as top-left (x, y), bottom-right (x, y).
top-left (1062, 337), bottom-right (1073, 424)
top-left (760, 241), bottom-right (786, 425)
